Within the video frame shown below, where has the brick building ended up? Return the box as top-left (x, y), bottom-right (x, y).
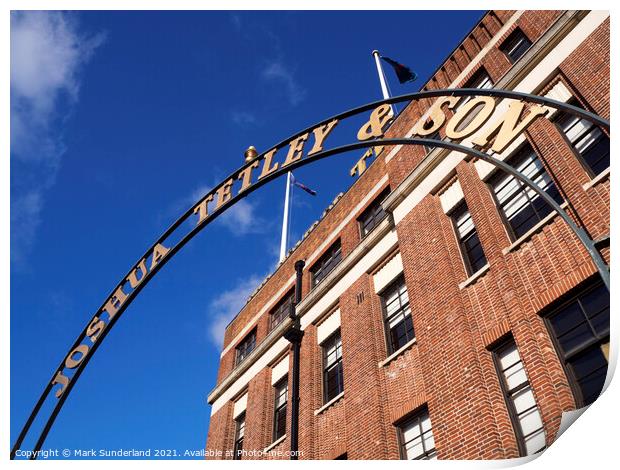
top-left (206, 10), bottom-right (610, 460)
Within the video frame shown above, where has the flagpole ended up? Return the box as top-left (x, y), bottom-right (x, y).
top-left (279, 172), bottom-right (292, 262)
top-left (371, 50), bottom-right (395, 116)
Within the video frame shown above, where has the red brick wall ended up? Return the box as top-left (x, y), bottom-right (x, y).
top-left (207, 10), bottom-right (609, 460)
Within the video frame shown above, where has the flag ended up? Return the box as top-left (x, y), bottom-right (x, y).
top-left (290, 173), bottom-right (317, 196)
top-left (380, 56), bottom-right (418, 84)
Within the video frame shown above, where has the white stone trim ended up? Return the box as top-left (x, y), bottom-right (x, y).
top-left (439, 179), bottom-right (465, 214)
top-left (233, 392), bottom-right (247, 419)
top-left (314, 392), bottom-right (344, 416)
top-left (373, 252), bottom-right (404, 294)
top-left (582, 167), bottom-right (610, 191)
top-left (378, 338), bottom-right (417, 368)
top-left (271, 355), bottom-right (289, 386)
top-left (317, 309), bottom-right (341, 345)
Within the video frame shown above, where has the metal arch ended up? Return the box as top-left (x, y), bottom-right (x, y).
top-left (11, 91), bottom-right (610, 459)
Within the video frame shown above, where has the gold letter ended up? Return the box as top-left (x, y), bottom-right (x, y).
top-left (445, 96), bottom-right (496, 140)
top-left (472, 101), bottom-right (548, 153)
top-left (357, 104), bottom-right (393, 141)
top-left (86, 316), bottom-right (106, 343)
top-left (150, 243), bottom-right (170, 270)
top-left (65, 344), bottom-right (90, 369)
top-left (283, 133), bottom-right (309, 167)
top-left (237, 161), bottom-right (259, 193)
top-left (193, 194), bottom-right (214, 226)
top-left (103, 285), bottom-right (128, 319)
top-left (215, 179), bottom-right (234, 210)
top-left (259, 148), bottom-right (279, 180)
top-left (52, 371), bottom-right (70, 398)
top-left (308, 120), bottom-right (338, 156)
top-left (126, 258), bottom-right (148, 289)
top-left (350, 149), bottom-right (374, 177)
top-left (412, 96), bottom-right (459, 136)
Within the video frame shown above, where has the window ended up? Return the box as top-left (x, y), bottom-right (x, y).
top-left (554, 101), bottom-right (610, 177)
top-left (465, 67), bottom-right (494, 90)
top-left (500, 28), bottom-right (532, 63)
top-left (235, 329), bottom-right (256, 366)
top-left (322, 331), bottom-right (344, 403)
top-left (456, 68), bottom-right (495, 131)
top-left (273, 378), bottom-right (288, 441)
top-left (358, 187), bottom-right (390, 238)
top-left (489, 144), bottom-right (563, 240)
top-left (398, 407), bottom-right (437, 460)
top-left (545, 280), bottom-right (609, 407)
top-left (492, 339), bottom-right (546, 456)
top-left (450, 201), bottom-right (487, 276)
top-left (381, 276), bottom-right (415, 354)
top-left (269, 290), bottom-right (294, 331)
top-left (310, 240), bottom-right (342, 287)
top-left (233, 413), bottom-right (245, 460)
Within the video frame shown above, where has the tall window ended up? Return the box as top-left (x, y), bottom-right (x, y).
top-left (235, 329), bottom-right (256, 366)
top-left (273, 378), bottom-right (288, 441)
top-left (233, 413), bottom-right (245, 460)
top-left (450, 201), bottom-right (487, 275)
top-left (398, 407), bottom-right (437, 460)
top-left (500, 28), bottom-right (532, 63)
top-left (554, 102), bottom-right (610, 177)
top-left (381, 276), bottom-right (415, 353)
top-left (545, 280), bottom-right (609, 407)
top-left (489, 144), bottom-right (563, 240)
top-left (310, 240), bottom-right (342, 287)
top-left (358, 187), bottom-right (390, 238)
top-left (322, 331), bottom-right (344, 403)
top-left (492, 339), bottom-right (546, 456)
top-left (269, 290), bottom-right (294, 331)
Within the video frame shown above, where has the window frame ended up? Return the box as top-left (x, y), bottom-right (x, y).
top-left (491, 337), bottom-right (546, 456)
top-left (499, 27), bottom-right (533, 63)
top-left (310, 239), bottom-right (342, 288)
top-left (321, 330), bottom-right (344, 404)
top-left (233, 412), bottom-right (245, 460)
top-left (542, 278), bottom-right (609, 408)
top-left (235, 328), bottom-right (257, 366)
top-left (448, 201), bottom-right (487, 276)
top-left (553, 99), bottom-right (610, 179)
top-left (357, 187), bottom-right (391, 239)
top-left (380, 275), bottom-right (415, 355)
top-left (269, 289), bottom-right (295, 331)
top-left (272, 377), bottom-right (288, 442)
top-left (487, 142), bottom-right (563, 241)
top-left (396, 406), bottom-right (437, 460)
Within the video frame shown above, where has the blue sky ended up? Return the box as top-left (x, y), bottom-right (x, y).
top-left (10, 10), bottom-right (482, 458)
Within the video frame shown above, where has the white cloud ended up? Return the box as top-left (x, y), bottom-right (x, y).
top-left (219, 199), bottom-right (267, 236)
top-left (207, 273), bottom-right (266, 346)
top-left (10, 11), bottom-right (104, 265)
top-left (231, 110), bottom-right (257, 126)
top-left (262, 61), bottom-right (306, 106)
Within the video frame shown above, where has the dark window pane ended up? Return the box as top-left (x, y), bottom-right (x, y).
top-left (500, 28), bottom-right (532, 63)
top-left (311, 240), bottom-right (342, 287)
top-left (323, 332), bottom-right (344, 403)
top-left (490, 144), bottom-right (562, 240)
top-left (556, 322), bottom-right (595, 356)
top-left (546, 280), bottom-right (609, 407)
top-left (450, 201), bottom-right (487, 275)
top-left (570, 347), bottom-right (608, 405)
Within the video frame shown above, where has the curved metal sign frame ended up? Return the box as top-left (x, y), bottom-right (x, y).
top-left (11, 88), bottom-right (610, 459)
